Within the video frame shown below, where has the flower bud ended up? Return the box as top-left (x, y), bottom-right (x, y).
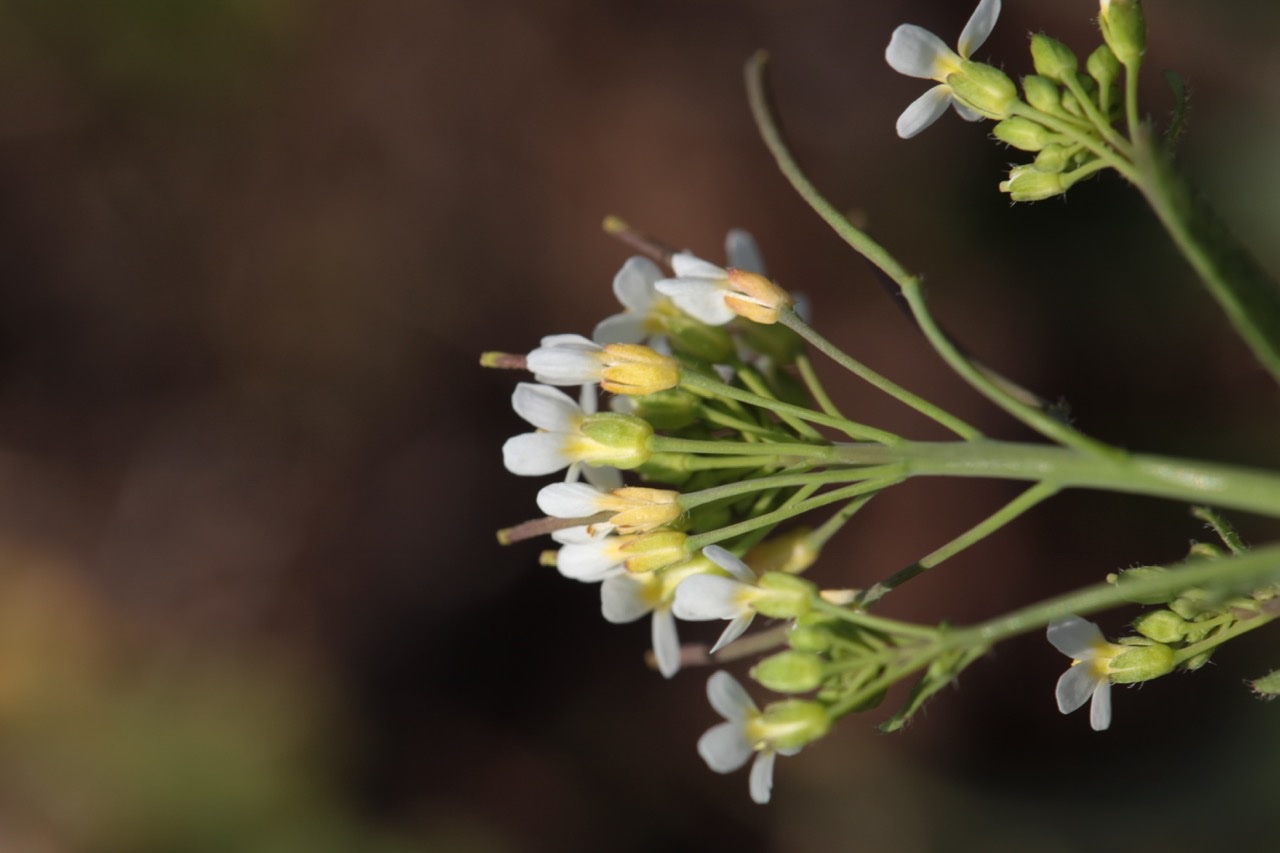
top-left (1107, 641), bottom-right (1175, 684)
top-left (999, 165), bottom-right (1066, 202)
top-left (751, 651), bottom-right (826, 693)
top-left (1034, 144), bottom-right (1072, 173)
top-left (752, 572), bottom-right (817, 619)
top-left (1021, 74), bottom-right (1063, 114)
top-left (602, 487), bottom-right (682, 533)
top-left (578, 412), bottom-right (653, 469)
top-left (757, 699), bottom-right (831, 750)
top-left (1086, 44), bottom-right (1121, 92)
top-left (724, 269), bottom-right (793, 325)
top-left (1029, 34), bottom-right (1078, 82)
top-left (787, 624), bottom-right (834, 654)
top-left (664, 314), bottom-right (735, 364)
top-left (992, 117), bottom-right (1055, 152)
top-left (1099, 0), bottom-right (1146, 67)
top-left (745, 527), bottom-right (819, 576)
top-left (618, 529), bottom-right (689, 574)
top-left (949, 61), bottom-right (1019, 120)
top-left (1250, 669), bottom-right (1280, 698)
top-left (1131, 609), bottom-right (1190, 643)
top-left (597, 344), bottom-right (680, 396)
top-left (611, 387), bottom-right (700, 430)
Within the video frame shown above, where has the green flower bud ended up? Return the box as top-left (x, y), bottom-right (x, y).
top-left (758, 699), bottom-right (831, 750)
top-left (787, 624), bottom-right (833, 654)
top-left (1108, 565), bottom-right (1172, 604)
top-left (1108, 641), bottom-right (1176, 684)
top-left (1170, 587), bottom-right (1216, 620)
top-left (1021, 74), bottom-right (1063, 114)
top-left (1132, 609), bottom-right (1191, 643)
top-left (999, 165), bottom-right (1066, 202)
top-left (1086, 44), bottom-right (1121, 91)
top-left (992, 117), bottom-right (1056, 152)
top-left (1029, 34), bottom-right (1079, 82)
top-left (1250, 669), bottom-right (1280, 698)
top-left (1060, 89), bottom-right (1084, 118)
top-left (619, 529), bottom-right (689, 574)
top-left (1100, 0), bottom-right (1146, 67)
top-left (1182, 648), bottom-right (1214, 672)
top-left (745, 527), bottom-right (819, 576)
top-left (949, 61), bottom-right (1019, 120)
top-left (613, 387), bottom-right (700, 431)
top-left (751, 651), bottom-right (826, 693)
top-left (579, 412), bottom-right (653, 469)
top-left (753, 572), bottom-right (817, 619)
top-left (663, 313), bottom-right (735, 364)
top-left (1034, 144), bottom-right (1071, 173)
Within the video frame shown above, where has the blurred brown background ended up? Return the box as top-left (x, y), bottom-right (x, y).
top-left (0, 1), bottom-right (1277, 850)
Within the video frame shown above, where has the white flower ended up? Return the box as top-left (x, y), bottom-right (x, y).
top-left (1047, 615), bottom-right (1115, 731)
top-left (551, 525), bottom-right (688, 582)
top-left (594, 257), bottom-right (671, 345)
top-left (526, 334), bottom-right (680, 396)
top-left (601, 565), bottom-right (704, 679)
top-left (501, 383), bottom-right (649, 478)
top-left (673, 545), bottom-right (760, 653)
top-left (697, 671), bottom-right (799, 804)
top-left (537, 482), bottom-right (681, 535)
top-left (725, 228), bottom-right (767, 276)
top-left (656, 253), bottom-right (792, 326)
top-left (885, 0), bottom-right (1001, 138)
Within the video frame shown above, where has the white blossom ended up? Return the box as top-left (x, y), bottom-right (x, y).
top-left (673, 545), bottom-right (760, 653)
top-left (1047, 615), bottom-right (1115, 731)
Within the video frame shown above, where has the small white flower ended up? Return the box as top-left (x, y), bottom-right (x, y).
top-left (601, 564), bottom-right (704, 679)
top-left (1047, 615), bottom-right (1116, 731)
top-left (502, 383), bottom-right (649, 479)
top-left (537, 482), bottom-right (681, 535)
top-left (885, 0), bottom-right (1001, 138)
top-left (594, 257), bottom-right (671, 345)
top-left (527, 334), bottom-right (680, 396)
top-left (656, 253), bottom-right (792, 326)
top-left (551, 525), bottom-right (688, 583)
top-left (697, 671), bottom-right (799, 804)
top-left (673, 545), bottom-right (760, 653)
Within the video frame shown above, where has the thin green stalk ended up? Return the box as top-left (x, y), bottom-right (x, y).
top-left (1010, 102), bottom-right (1140, 184)
top-left (860, 481), bottom-right (1060, 605)
top-left (898, 282), bottom-right (1123, 458)
top-left (652, 436), bottom-right (834, 459)
top-left (1173, 612), bottom-right (1278, 665)
top-left (1058, 73), bottom-right (1134, 159)
top-left (833, 439), bottom-right (1280, 519)
top-left (680, 466), bottom-right (900, 511)
top-left (737, 366), bottom-right (824, 440)
top-left (796, 353), bottom-right (845, 420)
top-left (807, 493), bottom-right (878, 551)
top-left (781, 309), bottom-right (982, 441)
top-left (686, 477), bottom-right (902, 551)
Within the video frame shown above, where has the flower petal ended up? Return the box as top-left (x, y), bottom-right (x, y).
top-left (673, 575), bottom-right (749, 621)
top-left (556, 541), bottom-right (622, 582)
top-left (706, 670), bottom-right (756, 721)
top-left (709, 612), bottom-right (756, 654)
top-left (612, 256), bottom-right (662, 312)
top-left (655, 279), bottom-right (736, 325)
top-left (527, 337), bottom-right (602, 386)
top-left (537, 482), bottom-right (604, 518)
top-left (1047, 616), bottom-right (1105, 658)
top-left (670, 252), bottom-right (727, 281)
top-left (593, 312), bottom-right (648, 345)
top-left (748, 750), bottom-right (778, 804)
top-left (953, 100), bottom-right (984, 121)
top-left (885, 24), bottom-right (957, 79)
top-left (1055, 664), bottom-right (1098, 715)
top-left (502, 432), bottom-right (570, 476)
top-left (581, 463), bottom-right (623, 492)
top-left (511, 382), bottom-right (580, 431)
top-left (725, 229), bottom-right (767, 276)
top-left (652, 607), bottom-right (680, 678)
top-left (698, 721), bottom-right (754, 774)
top-left (896, 84), bottom-right (955, 138)
top-left (1089, 680), bottom-right (1113, 731)
top-left (601, 574), bottom-right (652, 624)
top-left (702, 545), bottom-right (757, 583)
top-left (957, 0), bottom-right (1001, 59)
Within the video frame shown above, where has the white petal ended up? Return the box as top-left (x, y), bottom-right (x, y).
top-left (502, 433), bottom-right (570, 476)
top-left (957, 0), bottom-right (1001, 59)
top-left (655, 279), bottom-right (737, 326)
top-left (1089, 681), bottom-right (1113, 731)
top-left (670, 252), bottom-right (727, 281)
top-left (511, 382), bottom-right (580, 431)
top-left (725, 229), bottom-right (766, 276)
top-left (581, 463), bottom-right (623, 492)
top-left (1047, 616), bottom-right (1104, 658)
top-left (527, 337), bottom-right (602, 385)
top-left (706, 670), bottom-right (756, 721)
top-left (1055, 664), bottom-right (1098, 715)
top-left (612, 256), bottom-right (662, 312)
top-left (556, 541), bottom-right (621, 582)
top-left (896, 85), bottom-right (955, 139)
top-left (698, 721), bottom-right (753, 774)
top-left (953, 100), bottom-right (984, 122)
top-left (673, 575), bottom-right (748, 621)
top-left (885, 24), bottom-right (956, 79)
top-left (748, 750), bottom-right (777, 804)
top-left (593, 312), bottom-right (648, 345)
top-left (702, 545), bottom-right (756, 583)
top-left (601, 574), bottom-right (651, 623)
top-left (551, 524), bottom-right (605, 544)
top-left (709, 612), bottom-right (756, 654)
top-left (537, 482), bottom-right (604, 518)
top-left (652, 608), bottom-right (680, 678)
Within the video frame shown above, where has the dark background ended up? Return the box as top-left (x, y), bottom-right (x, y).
top-left (0, 1), bottom-right (1277, 850)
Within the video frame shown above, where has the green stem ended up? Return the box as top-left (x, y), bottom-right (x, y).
top-left (807, 493), bottom-right (878, 551)
top-left (651, 436), bottom-right (834, 459)
top-left (1173, 611), bottom-right (1278, 665)
top-left (859, 481), bottom-right (1060, 605)
top-left (796, 353), bottom-right (845, 420)
top-left (1010, 102), bottom-right (1140, 184)
top-left (1058, 73), bottom-right (1133, 159)
top-left (737, 366), bottom-right (823, 440)
top-left (679, 465), bottom-right (902, 510)
top-left (833, 439), bottom-right (1280, 519)
top-left (1130, 131), bottom-right (1280, 385)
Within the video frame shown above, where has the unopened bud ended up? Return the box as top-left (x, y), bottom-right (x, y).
top-left (751, 651), bottom-right (826, 693)
top-left (1030, 34), bottom-right (1079, 82)
top-left (753, 572), bottom-right (817, 619)
top-left (1099, 0), bottom-right (1146, 67)
top-left (1022, 74), bottom-right (1063, 114)
top-left (993, 117), bottom-right (1056, 152)
top-left (999, 165), bottom-right (1066, 202)
top-left (1131, 609), bottom-right (1190, 643)
top-left (578, 412), bottom-right (653, 469)
top-left (597, 344), bottom-right (680, 396)
top-left (1086, 44), bottom-right (1121, 92)
top-left (619, 529), bottom-right (689, 574)
top-left (724, 269), bottom-right (793, 325)
top-left (745, 528), bottom-right (819, 575)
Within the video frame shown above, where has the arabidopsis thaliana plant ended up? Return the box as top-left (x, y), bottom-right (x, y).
top-left (885, 0), bottom-right (1001, 138)
top-left (698, 671), bottom-right (802, 804)
top-left (1047, 615), bottom-right (1115, 731)
top-left (673, 545), bottom-right (760, 653)
top-left (602, 563), bottom-right (706, 679)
